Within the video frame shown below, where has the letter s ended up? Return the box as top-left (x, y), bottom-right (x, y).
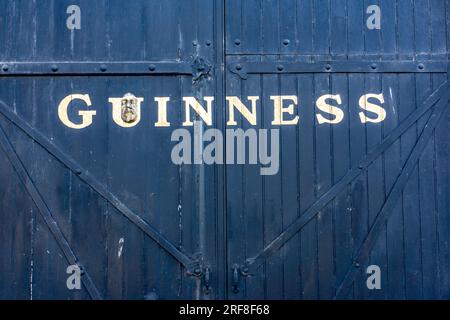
top-left (359, 93), bottom-right (386, 124)
top-left (58, 94), bottom-right (96, 129)
top-left (316, 94), bottom-right (344, 124)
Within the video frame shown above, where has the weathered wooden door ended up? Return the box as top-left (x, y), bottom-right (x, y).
top-left (224, 0), bottom-right (450, 299)
top-left (0, 0), bottom-right (222, 300)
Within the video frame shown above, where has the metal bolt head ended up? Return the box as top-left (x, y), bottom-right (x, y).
top-left (283, 39), bottom-right (290, 46)
top-left (236, 64), bottom-right (242, 71)
top-left (100, 64), bottom-right (107, 72)
top-left (418, 63), bottom-right (425, 70)
top-left (206, 40), bottom-right (212, 46)
top-left (325, 64), bottom-right (332, 71)
top-left (51, 64), bottom-right (58, 72)
top-left (192, 40), bottom-right (198, 46)
top-left (149, 64), bottom-right (156, 71)
top-left (371, 63), bottom-right (378, 70)
top-left (234, 38), bottom-right (241, 46)
top-left (277, 65), bottom-right (284, 71)
top-left (2, 64), bottom-right (9, 72)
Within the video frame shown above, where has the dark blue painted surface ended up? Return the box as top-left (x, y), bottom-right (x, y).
top-left (0, 0), bottom-right (449, 300)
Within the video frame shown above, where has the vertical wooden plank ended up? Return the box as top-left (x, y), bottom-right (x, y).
top-left (363, 0), bottom-right (388, 300)
top-left (330, 0), bottom-right (347, 57)
top-left (280, 57), bottom-right (301, 299)
top-left (279, 0), bottom-right (297, 54)
top-left (377, 0), bottom-right (406, 300)
top-left (225, 0), bottom-right (242, 54)
top-left (0, 1), bottom-right (11, 60)
top-left (348, 81), bottom-right (369, 298)
top-left (414, 0), bottom-right (439, 299)
top-left (399, 71), bottom-right (423, 300)
top-left (9, 0), bottom-right (36, 61)
top-left (364, 0), bottom-right (381, 55)
top-left (197, 0), bottom-right (220, 300)
top-left (107, 0), bottom-right (145, 61)
top-left (261, 0), bottom-right (280, 53)
top-left (213, 0), bottom-right (227, 298)
top-left (365, 75), bottom-right (388, 300)
top-left (347, 0), bottom-right (368, 299)
top-left (397, 0), bottom-right (423, 300)
top-left (347, 0), bottom-right (365, 57)
top-left (330, 0), bottom-right (353, 297)
top-left (262, 57), bottom-right (283, 299)
top-left (380, 0), bottom-right (397, 58)
top-left (298, 70), bottom-right (318, 300)
top-left (178, 0), bottom-right (200, 300)
top-left (145, 0), bottom-right (179, 60)
top-left (314, 72), bottom-right (335, 299)
top-left (225, 55), bottom-right (246, 299)
top-left (383, 77), bottom-right (406, 300)
top-left (296, 1), bottom-right (317, 299)
top-left (241, 0), bottom-right (262, 53)
top-left (313, 0), bottom-right (334, 300)
top-left (430, 0), bottom-right (447, 55)
top-left (241, 57), bottom-right (265, 299)
top-left (297, 0), bottom-right (313, 55)
top-left (397, 0), bottom-right (415, 58)
top-left (313, 0), bottom-right (330, 55)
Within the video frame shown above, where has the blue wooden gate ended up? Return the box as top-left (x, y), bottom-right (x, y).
top-left (0, 0), bottom-right (449, 300)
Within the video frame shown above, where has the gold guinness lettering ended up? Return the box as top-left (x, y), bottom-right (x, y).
top-left (57, 93), bottom-right (387, 129)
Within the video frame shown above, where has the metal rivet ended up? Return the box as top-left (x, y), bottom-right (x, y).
top-left (206, 40), bottom-right (212, 46)
top-left (100, 64), bottom-right (107, 72)
top-left (192, 40), bottom-right (198, 46)
top-left (418, 63), bottom-right (425, 70)
top-left (149, 64), bottom-right (156, 71)
top-left (236, 64), bottom-right (242, 71)
top-left (51, 65), bottom-right (58, 72)
top-left (371, 63), bottom-right (378, 70)
top-left (283, 39), bottom-right (290, 46)
top-left (277, 65), bottom-right (284, 71)
top-left (325, 64), bottom-right (332, 71)
top-left (234, 39), bottom-right (241, 46)
top-left (2, 64), bottom-right (9, 72)
top-left (354, 262), bottom-right (360, 268)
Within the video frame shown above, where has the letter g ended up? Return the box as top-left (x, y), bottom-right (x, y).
top-left (58, 94), bottom-right (96, 129)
